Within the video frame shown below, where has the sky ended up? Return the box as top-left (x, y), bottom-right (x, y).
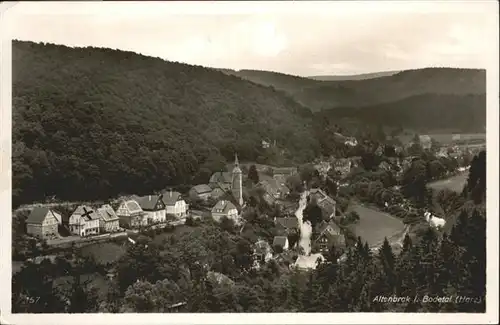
top-left (3, 1), bottom-right (498, 76)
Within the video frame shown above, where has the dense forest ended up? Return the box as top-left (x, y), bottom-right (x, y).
top-left (309, 70), bottom-right (400, 81)
top-left (225, 67), bottom-right (486, 113)
top-left (316, 93), bottom-right (486, 133)
top-left (11, 40), bottom-right (487, 207)
top-left (12, 41), bottom-right (319, 206)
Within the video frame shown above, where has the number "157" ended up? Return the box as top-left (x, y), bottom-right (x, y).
top-left (23, 296), bottom-right (41, 304)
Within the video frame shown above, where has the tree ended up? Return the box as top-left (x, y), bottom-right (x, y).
top-left (121, 279), bottom-right (185, 312)
top-left (247, 165), bottom-right (260, 184)
top-left (303, 201), bottom-right (323, 229)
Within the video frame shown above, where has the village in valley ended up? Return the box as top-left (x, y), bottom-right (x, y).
top-left (8, 3), bottom-right (491, 315)
top-left (13, 131), bottom-right (484, 279)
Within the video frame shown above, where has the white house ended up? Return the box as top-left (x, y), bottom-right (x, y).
top-left (69, 205), bottom-right (100, 237)
top-left (135, 195), bottom-right (166, 224)
top-left (211, 200), bottom-right (238, 222)
top-left (116, 199), bottom-right (147, 229)
top-left (162, 190), bottom-right (188, 218)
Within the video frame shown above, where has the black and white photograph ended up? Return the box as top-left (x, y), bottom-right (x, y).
top-left (0, 1), bottom-right (498, 324)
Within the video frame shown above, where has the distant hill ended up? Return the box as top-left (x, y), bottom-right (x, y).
top-left (224, 67), bottom-right (486, 112)
top-left (308, 70), bottom-right (400, 81)
top-left (316, 93), bottom-right (486, 133)
top-left (12, 41), bottom-right (319, 206)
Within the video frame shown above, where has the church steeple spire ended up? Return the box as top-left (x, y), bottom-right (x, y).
top-left (232, 153), bottom-right (241, 173)
top-left (231, 152), bottom-right (243, 206)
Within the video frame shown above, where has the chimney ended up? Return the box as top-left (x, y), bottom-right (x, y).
top-left (170, 189), bottom-right (172, 197)
top-left (149, 195), bottom-right (151, 201)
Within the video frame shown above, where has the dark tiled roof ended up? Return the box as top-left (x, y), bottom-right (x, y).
top-left (315, 220), bottom-right (342, 235)
top-left (273, 236), bottom-right (288, 248)
top-left (191, 184), bottom-right (212, 194)
top-left (73, 205), bottom-right (100, 221)
top-left (275, 217), bottom-right (299, 229)
top-left (310, 188), bottom-right (336, 205)
top-left (161, 191), bottom-right (183, 206)
top-left (315, 221), bottom-right (344, 246)
top-left (209, 172), bottom-right (232, 184)
top-left (260, 179), bottom-right (290, 197)
top-left (211, 200), bottom-right (237, 214)
top-left (26, 207), bottom-right (50, 224)
top-left (135, 195), bottom-right (164, 211)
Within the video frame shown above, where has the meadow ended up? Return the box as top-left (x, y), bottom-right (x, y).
top-left (428, 172), bottom-right (468, 193)
top-left (347, 203), bottom-right (406, 248)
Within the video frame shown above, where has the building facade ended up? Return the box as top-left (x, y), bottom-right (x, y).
top-left (162, 190), bottom-right (188, 218)
top-left (116, 199), bottom-right (147, 229)
top-left (135, 195), bottom-right (166, 224)
top-left (26, 207), bottom-right (62, 238)
top-left (69, 205), bottom-right (100, 237)
top-left (97, 204), bottom-right (120, 233)
top-left (211, 199), bottom-right (239, 222)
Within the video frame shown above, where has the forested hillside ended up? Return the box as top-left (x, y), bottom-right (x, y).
top-left (316, 93), bottom-right (486, 133)
top-left (309, 70), bottom-right (400, 81)
top-left (225, 67), bottom-right (486, 115)
top-left (12, 41), bottom-right (319, 206)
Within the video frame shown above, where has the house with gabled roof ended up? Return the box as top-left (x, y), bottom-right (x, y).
top-left (26, 207), bottom-right (62, 238)
top-left (116, 199), bottom-right (147, 229)
top-left (272, 236), bottom-right (289, 251)
top-left (309, 188), bottom-right (337, 219)
top-left (313, 220), bottom-right (345, 253)
top-left (211, 199), bottom-right (238, 222)
top-left (96, 204), bottom-right (120, 233)
top-left (189, 184), bottom-right (213, 201)
top-left (274, 216), bottom-right (299, 236)
top-left (259, 179), bottom-right (290, 205)
top-left (135, 195), bottom-right (166, 224)
top-left (209, 171), bottom-right (232, 188)
top-left (162, 189), bottom-right (188, 218)
top-left (69, 205), bottom-right (100, 237)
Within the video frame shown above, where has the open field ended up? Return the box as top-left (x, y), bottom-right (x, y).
top-left (347, 203), bottom-right (406, 248)
top-left (151, 224), bottom-right (198, 245)
top-left (80, 242), bottom-right (127, 265)
top-left (428, 172), bottom-right (468, 193)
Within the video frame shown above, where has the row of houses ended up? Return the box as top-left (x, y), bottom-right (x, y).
top-left (25, 192), bottom-right (245, 239)
top-left (25, 190), bottom-right (189, 239)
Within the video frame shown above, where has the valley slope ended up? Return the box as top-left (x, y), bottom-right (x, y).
top-left (12, 41), bottom-right (318, 205)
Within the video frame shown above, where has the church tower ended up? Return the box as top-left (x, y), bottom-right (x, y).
top-left (231, 153), bottom-right (244, 206)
